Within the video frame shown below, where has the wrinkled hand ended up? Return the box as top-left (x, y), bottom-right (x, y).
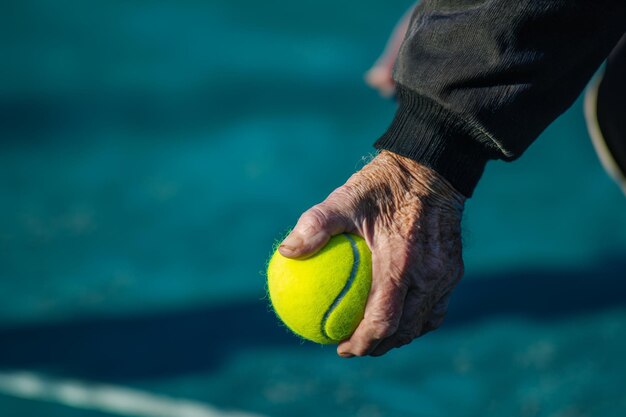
top-left (279, 151), bottom-right (465, 357)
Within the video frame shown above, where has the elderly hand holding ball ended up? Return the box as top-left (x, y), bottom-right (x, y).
top-left (270, 151), bottom-right (465, 358)
top-left (270, 0), bottom-right (626, 358)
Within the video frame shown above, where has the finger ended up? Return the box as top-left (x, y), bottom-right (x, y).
top-left (369, 287), bottom-right (425, 357)
top-left (371, 289), bottom-right (453, 357)
top-left (278, 203), bottom-right (349, 259)
top-left (364, 66), bottom-right (396, 98)
top-left (419, 291), bottom-right (452, 336)
top-left (337, 249), bottom-right (408, 357)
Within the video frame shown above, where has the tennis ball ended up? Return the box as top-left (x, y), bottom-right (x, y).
top-left (267, 233), bottom-right (372, 344)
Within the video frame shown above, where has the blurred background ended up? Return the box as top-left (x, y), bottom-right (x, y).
top-left (1, 1), bottom-right (626, 416)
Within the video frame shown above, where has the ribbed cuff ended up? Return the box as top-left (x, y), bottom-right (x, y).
top-left (374, 85), bottom-right (493, 197)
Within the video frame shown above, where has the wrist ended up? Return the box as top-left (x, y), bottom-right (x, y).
top-left (374, 84), bottom-right (491, 198)
top-left (377, 150), bottom-right (466, 212)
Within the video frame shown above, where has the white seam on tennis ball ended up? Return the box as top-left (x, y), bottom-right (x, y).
top-left (320, 233), bottom-right (360, 341)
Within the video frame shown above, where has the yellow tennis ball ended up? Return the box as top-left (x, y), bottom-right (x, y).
top-left (267, 233), bottom-right (372, 344)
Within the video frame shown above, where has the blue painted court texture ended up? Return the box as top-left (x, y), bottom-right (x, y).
top-left (1, 1), bottom-right (625, 416)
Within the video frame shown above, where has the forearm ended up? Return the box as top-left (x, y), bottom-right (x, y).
top-left (375, 0), bottom-right (626, 197)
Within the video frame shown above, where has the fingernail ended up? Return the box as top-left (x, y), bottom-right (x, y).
top-left (279, 234), bottom-right (303, 254)
top-left (338, 351), bottom-right (355, 358)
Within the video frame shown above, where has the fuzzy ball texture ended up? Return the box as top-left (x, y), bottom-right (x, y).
top-left (267, 233), bottom-right (372, 344)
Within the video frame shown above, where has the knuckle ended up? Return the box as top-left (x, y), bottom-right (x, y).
top-left (449, 259), bottom-right (465, 284)
top-left (431, 302), bottom-right (449, 316)
top-left (299, 206), bottom-right (328, 231)
top-left (395, 330), bottom-right (415, 346)
top-left (368, 318), bottom-right (398, 340)
top-left (423, 317), bottom-right (445, 335)
top-left (428, 318), bottom-right (444, 330)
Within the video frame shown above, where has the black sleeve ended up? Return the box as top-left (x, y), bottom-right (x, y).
top-left (374, 0), bottom-right (626, 197)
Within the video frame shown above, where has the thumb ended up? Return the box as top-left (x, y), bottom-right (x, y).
top-left (279, 203), bottom-right (349, 259)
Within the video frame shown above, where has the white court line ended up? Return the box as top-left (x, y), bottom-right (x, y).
top-left (0, 371), bottom-right (268, 417)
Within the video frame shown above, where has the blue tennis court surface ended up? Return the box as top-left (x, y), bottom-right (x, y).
top-left (1, 1), bottom-right (626, 416)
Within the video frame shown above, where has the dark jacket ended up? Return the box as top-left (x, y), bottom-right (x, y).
top-left (375, 0), bottom-right (626, 197)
